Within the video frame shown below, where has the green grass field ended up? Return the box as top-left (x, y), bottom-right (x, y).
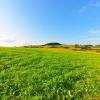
top-left (0, 47), bottom-right (100, 100)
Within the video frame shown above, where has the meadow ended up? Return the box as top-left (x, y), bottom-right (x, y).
top-left (0, 47), bottom-right (100, 100)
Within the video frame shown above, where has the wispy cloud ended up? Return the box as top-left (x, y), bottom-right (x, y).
top-left (78, 0), bottom-right (100, 13)
top-left (79, 37), bottom-right (100, 44)
top-left (0, 35), bottom-right (20, 46)
top-left (1, 39), bottom-right (16, 43)
top-left (80, 38), bottom-right (100, 42)
top-left (88, 29), bottom-right (100, 34)
top-left (0, 34), bottom-right (34, 47)
top-left (78, 28), bottom-right (100, 44)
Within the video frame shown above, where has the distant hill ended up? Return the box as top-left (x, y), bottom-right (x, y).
top-left (44, 42), bottom-right (61, 46)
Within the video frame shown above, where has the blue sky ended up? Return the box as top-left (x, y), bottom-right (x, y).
top-left (0, 0), bottom-right (100, 46)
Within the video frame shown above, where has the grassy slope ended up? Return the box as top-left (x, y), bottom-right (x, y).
top-left (0, 47), bottom-right (100, 100)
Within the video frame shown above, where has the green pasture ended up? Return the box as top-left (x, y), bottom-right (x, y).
top-left (0, 47), bottom-right (100, 100)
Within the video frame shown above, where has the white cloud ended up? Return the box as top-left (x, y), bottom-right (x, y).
top-left (0, 21), bottom-right (35, 46)
top-left (78, 28), bottom-right (100, 44)
top-left (79, 37), bottom-right (100, 45)
top-left (78, 0), bottom-right (100, 13)
top-left (0, 30), bottom-right (36, 46)
top-left (88, 29), bottom-right (100, 34)
top-left (80, 38), bottom-right (100, 41)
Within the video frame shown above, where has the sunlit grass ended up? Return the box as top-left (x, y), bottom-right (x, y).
top-left (0, 47), bottom-right (100, 100)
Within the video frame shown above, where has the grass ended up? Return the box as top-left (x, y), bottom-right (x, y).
top-left (0, 47), bottom-right (100, 100)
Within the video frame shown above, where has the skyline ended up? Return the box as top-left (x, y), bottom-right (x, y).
top-left (0, 0), bottom-right (100, 46)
